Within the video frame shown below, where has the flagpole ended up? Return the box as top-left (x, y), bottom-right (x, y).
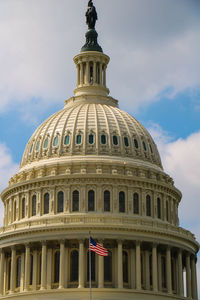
top-left (89, 231), bottom-right (92, 300)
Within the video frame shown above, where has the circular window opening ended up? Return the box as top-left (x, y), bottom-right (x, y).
top-left (101, 134), bottom-right (106, 145)
top-left (113, 135), bottom-right (118, 145)
top-left (124, 137), bottom-right (129, 147)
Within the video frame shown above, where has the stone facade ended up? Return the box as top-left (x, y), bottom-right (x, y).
top-left (0, 12), bottom-right (199, 300)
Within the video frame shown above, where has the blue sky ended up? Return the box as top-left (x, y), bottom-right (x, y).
top-left (0, 0), bottom-right (199, 293)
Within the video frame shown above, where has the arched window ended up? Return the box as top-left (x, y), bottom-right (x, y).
top-left (134, 139), bottom-right (139, 149)
top-left (76, 134), bottom-right (82, 145)
top-left (44, 193), bottom-right (49, 214)
top-left (64, 135), bottom-right (70, 146)
top-left (32, 195), bottom-right (37, 216)
top-left (123, 251), bottom-right (128, 283)
top-left (146, 195), bottom-right (151, 217)
top-left (104, 190), bottom-right (110, 212)
top-left (124, 137), bottom-right (129, 147)
top-left (57, 191), bottom-right (64, 213)
top-left (13, 201), bottom-right (16, 221)
top-left (119, 191), bottom-right (125, 213)
top-left (22, 198), bottom-right (25, 219)
top-left (166, 201), bottom-right (169, 221)
top-left (36, 140), bottom-right (40, 151)
top-left (87, 251), bottom-right (95, 281)
top-left (143, 141), bottom-right (147, 151)
top-left (30, 254), bottom-right (33, 285)
top-left (70, 250), bottom-right (79, 282)
top-left (53, 136), bottom-right (59, 147)
top-left (149, 144), bottom-right (153, 153)
top-left (89, 134), bottom-right (94, 145)
top-left (133, 193), bottom-right (139, 214)
top-left (16, 257), bottom-right (21, 288)
top-left (54, 251), bottom-right (60, 283)
top-left (157, 197), bottom-right (161, 219)
top-left (104, 250), bottom-right (112, 282)
top-left (88, 190), bottom-right (95, 212)
top-left (44, 137), bottom-right (49, 149)
top-left (7, 259), bottom-right (11, 290)
top-left (101, 134), bottom-right (106, 145)
top-left (113, 135), bottom-right (118, 145)
top-left (72, 191), bottom-right (79, 212)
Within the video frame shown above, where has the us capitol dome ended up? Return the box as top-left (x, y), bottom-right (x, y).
top-left (0, 2), bottom-right (199, 300)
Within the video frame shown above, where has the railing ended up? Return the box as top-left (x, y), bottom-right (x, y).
top-left (0, 214), bottom-right (196, 243)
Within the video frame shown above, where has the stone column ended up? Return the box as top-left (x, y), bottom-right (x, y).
top-left (20, 252), bottom-right (25, 292)
top-left (191, 256), bottom-right (198, 300)
top-left (99, 63), bottom-right (103, 85)
top-left (77, 64), bottom-right (80, 86)
top-left (152, 244), bottom-right (158, 292)
top-left (166, 246), bottom-right (172, 294)
top-left (178, 249), bottom-right (184, 297)
top-left (59, 241), bottom-right (65, 289)
top-left (0, 250), bottom-right (5, 295)
top-left (93, 61), bottom-right (97, 84)
top-left (117, 240), bottom-right (123, 289)
top-left (157, 252), bottom-right (162, 291)
top-left (40, 242), bottom-right (47, 290)
top-left (10, 247), bottom-right (16, 293)
top-left (130, 247), bottom-right (136, 289)
top-left (136, 241), bottom-right (141, 290)
top-left (86, 61), bottom-right (90, 84)
top-left (145, 250), bottom-right (150, 290)
top-left (98, 240), bottom-right (104, 288)
top-left (32, 250), bottom-right (38, 290)
top-left (46, 248), bottom-right (52, 290)
top-left (80, 63), bottom-right (83, 85)
top-left (186, 253), bottom-right (192, 298)
top-left (24, 244), bottom-right (31, 291)
top-left (78, 240), bottom-right (84, 288)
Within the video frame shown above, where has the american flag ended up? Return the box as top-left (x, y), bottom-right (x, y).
top-left (89, 237), bottom-right (108, 256)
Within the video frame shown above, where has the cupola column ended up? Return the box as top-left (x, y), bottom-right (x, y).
top-left (186, 253), bottom-right (192, 298)
top-left (191, 255), bottom-right (198, 300)
top-left (117, 240), bottom-right (123, 289)
top-left (80, 63), bottom-right (84, 85)
top-left (93, 61), bottom-right (97, 84)
top-left (98, 240), bottom-right (104, 288)
top-left (10, 247), bottom-right (16, 293)
top-left (77, 64), bottom-right (80, 86)
top-left (78, 240), bottom-right (85, 288)
top-left (24, 244), bottom-right (31, 291)
top-left (178, 249), bottom-right (184, 296)
top-left (166, 246), bottom-right (172, 294)
top-left (86, 61), bottom-right (90, 84)
top-left (41, 241), bottom-right (47, 290)
top-left (135, 241), bottom-right (141, 290)
top-left (59, 240), bottom-right (65, 289)
top-left (0, 250), bottom-right (5, 295)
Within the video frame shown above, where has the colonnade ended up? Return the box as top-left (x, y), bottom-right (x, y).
top-left (0, 239), bottom-right (198, 299)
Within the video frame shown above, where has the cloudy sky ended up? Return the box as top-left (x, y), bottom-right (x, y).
top-left (0, 0), bottom-right (199, 293)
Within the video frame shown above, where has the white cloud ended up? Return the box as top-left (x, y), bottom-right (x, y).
top-left (0, 143), bottom-right (19, 226)
top-left (0, 0), bottom-right (199, 115)
top-left (149, 125), bottom-right (200, 294)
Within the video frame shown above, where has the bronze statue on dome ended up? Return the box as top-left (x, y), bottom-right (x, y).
top-left (86, 0), bottom-right (98, 30)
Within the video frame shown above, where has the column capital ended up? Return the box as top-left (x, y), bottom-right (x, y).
top-left (79, 239), bottom-right (85, 244)
top-left (41, 240), bottom-right (47, 246)
top-left (152, 242), bottom-right (158, 248)
top-left (25, 243), bottom-right (30, 248)
top-left (60, 239), bottom-right (65, 245)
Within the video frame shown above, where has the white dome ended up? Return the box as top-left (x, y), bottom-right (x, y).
top-left (20, 95), bottom-right (162, 170)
